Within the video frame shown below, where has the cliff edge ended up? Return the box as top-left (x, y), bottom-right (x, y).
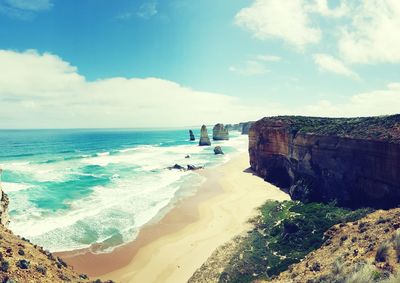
top-left (249, 115), bottom-right (400, 208)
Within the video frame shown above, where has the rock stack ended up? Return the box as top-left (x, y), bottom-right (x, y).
top-left (199, 125), bottom-right (211, 146)
top-left (213, 124), bottom-right (229, 140)
top-left (189, 130), bottom-right (195, 141)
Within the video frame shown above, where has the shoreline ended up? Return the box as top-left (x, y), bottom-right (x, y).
top-left (60, 152), bottom-right (289, 282)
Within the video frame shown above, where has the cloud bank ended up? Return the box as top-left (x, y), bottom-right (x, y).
top-left (0, 50), bottom-right (398, 128)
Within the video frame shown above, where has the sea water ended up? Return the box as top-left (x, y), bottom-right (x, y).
top-left (0, 128), bottom-right (247, 252)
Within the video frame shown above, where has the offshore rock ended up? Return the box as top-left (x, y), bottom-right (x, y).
top-left (214, 146), bottom-right (224, 155)
top-left (189, 130), bottom-right (195, 141)
top-left (168, 164), bottom-right (186, 171)
top-left (249, 115), bottom-right (400, 208)
top-left (187, 164), bottom-right (204, 171)
top-left (213, 124), bottom-right (229, 140)
top-left (199, 125), bottom-right (211, 146)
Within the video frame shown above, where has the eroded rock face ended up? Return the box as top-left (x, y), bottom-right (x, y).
top-left (249, 116), bottom-right (400, 208)
top-left (199, 125), bottom-right (211, 146)
top-left (0, 168), bottom-right (9, 226)
top-left (189, 130), bottom-right (195, 141)
top-left (213, 124), bottom-right (229, 140)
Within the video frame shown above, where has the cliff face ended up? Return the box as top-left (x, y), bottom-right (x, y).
top-left (249, 115), bottom-right (400, 208)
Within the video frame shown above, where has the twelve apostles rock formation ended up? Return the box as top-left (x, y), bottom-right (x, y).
top-left (189, 130), bottom-right (195, 141)
top-left (249, 115), bottom-right (400, 208)
top-left (212, 124), bottom-right (229, 140)
top-left (199, 125), bottom-right (211, 146)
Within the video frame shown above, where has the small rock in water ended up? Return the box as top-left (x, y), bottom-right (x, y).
top-left (187, 164), bottom-right (204, 171)
top-left (214, 146), bottom-right (224, 155)
top-left (168, 164), bottom-right (186, 171)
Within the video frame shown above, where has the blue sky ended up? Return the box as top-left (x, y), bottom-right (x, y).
top-left (0, 0), bottom-right (399, 128)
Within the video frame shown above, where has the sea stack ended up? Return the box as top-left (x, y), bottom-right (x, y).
top-left (212, 123), bottom-right (229, 140)
top-left (189, 130), bottom-right (195, 141)
top-left (199, 125), bottom-right (211, 146)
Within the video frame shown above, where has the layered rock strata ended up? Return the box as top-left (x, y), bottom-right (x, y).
top-left (249, 115), bottom-right (400, 208)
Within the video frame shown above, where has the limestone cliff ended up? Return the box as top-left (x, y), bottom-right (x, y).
top-left (199, 125), bottom-right (211, 146)
top-left (212, 124), bottom-right (229, 140)
top-left (249, 115), bottom-right (400, 208)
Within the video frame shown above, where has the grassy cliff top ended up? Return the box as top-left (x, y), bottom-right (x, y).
top-left (257, 114), bottom-right (400, 143)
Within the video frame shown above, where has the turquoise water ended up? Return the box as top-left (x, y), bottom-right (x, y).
top-left (0, 128), bottom-right (247, 252)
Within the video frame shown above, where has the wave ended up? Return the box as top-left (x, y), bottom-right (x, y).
top-left (5, 133), bottom-right (248, 252)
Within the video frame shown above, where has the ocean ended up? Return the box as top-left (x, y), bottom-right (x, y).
top-left (0, 128), bottom-right (247, 253)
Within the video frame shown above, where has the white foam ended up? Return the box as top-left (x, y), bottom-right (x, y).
top-left (1, 182), bottom-right (33, 193)
top-left (7, 134), bottom-right (249, 252)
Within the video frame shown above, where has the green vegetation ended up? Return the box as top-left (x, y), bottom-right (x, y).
top-left (218, 200), bottom-right (372, 283)
top-left (263, 114), bottom-right (400, 142)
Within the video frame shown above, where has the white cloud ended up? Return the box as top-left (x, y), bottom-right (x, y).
top-left (338, 0), bottom-right (400, 64)
top-left (313, 53), bottom-right (359, 79)
top-left (254, 54), bottom-right (281, 62)
top-left (137, 1), bottom-right (157, 19)
top-left (307, 0), bottom-right (348, 18)
top-left (4, 0), bottom-right (52, 11)
top-left (235, 0), bottom-right (321, 48)
top-left (0, 0), bottom-right (52, 19)
top-left (302, 83), bottom-right (400, 117)
top-left (0, 50), bottom-right (268, 128)
top-left (229, 60), bottom-right (269, 76)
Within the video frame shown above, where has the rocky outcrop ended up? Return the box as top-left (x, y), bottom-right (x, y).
top-left (199, 125), bottom-right (211, 146)
top-left (271, 208), bottom-right (400, 283)
top-left (167, 164), bottom-right (204, 171)
top-left (214, 146), bottom-right (224, 155)
top-left (249, 115), bottom-right (400, 208)
top-left (0, 224), bottom-right (111, 283)
top-left (212, 124), bottom-right (229, 140)
top-left (0, 167), bottom-right (9, 226)
top-left (189, 130), bottom-right (195, 141)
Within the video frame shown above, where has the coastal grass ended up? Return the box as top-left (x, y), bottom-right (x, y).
top-left (218, 200), bottom-right (372, 283)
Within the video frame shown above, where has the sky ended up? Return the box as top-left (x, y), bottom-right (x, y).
top-left (0, 0), bottom-right (399, 128)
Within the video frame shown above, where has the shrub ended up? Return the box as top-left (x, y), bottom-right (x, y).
top-left (345, 264), bottom-right (374, 283)
top-left (375, 242), bottom-right (390, 262)
top-left (392, 229), bottom-right (400, 262)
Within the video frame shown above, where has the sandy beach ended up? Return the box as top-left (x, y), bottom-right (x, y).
top-left (61, 152), bottom-right (289, 283)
